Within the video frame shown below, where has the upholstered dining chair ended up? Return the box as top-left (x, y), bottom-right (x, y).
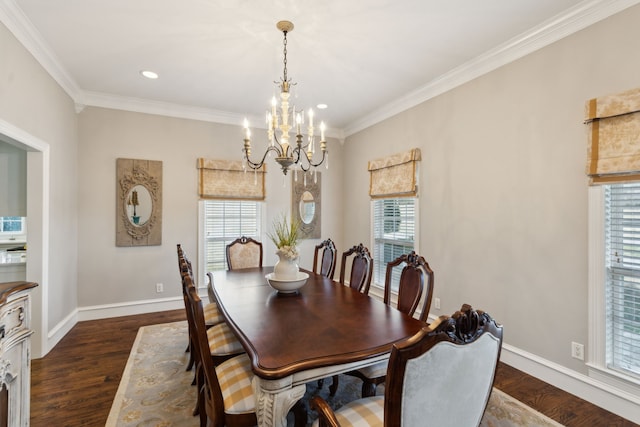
top-left (187, 281), bottom-right (307, 427)
top-left (345, 250), bottom-right (435, 397)
top-left (226, 236), bottom-right (263, 270)
top-left (177, 245), bottom-right (227, 376)
top-left (179, 253), bottom-right (242, 373)
top-left (177, 245), bottom-right (226, 328)
top-left (311, 304), bottom-right (503, 427)
top-left (183, 276), bottom-right (247, 423)
top-left (313, 238), bottom-right (337, 279)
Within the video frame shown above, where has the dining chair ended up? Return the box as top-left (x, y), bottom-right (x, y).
top-left (177, 245), bottom-right (225, 328)
top-left (177, 245), bottom-right (227, 377)
top-left (339, 243), bottom-right (373, 294)
top-left (187, 281), bottom-right (307, 427)
top-left (345, 250), bottom-right (435, 397)
top-left (183, 276), bottom-right (247, 423)
top-left (226, 236), bottom-right (263, 270)
top-left (311, 304), bottom-right (503, 427)
top-left (320, 243), bottom-right (374, 395)
top-left (313, 238), bottom-right (337, 279)
top-left (179, 252), bottom-right (241, 381)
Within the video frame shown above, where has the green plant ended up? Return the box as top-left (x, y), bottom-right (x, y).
top-left (268, 214), bottom-right (300, 259)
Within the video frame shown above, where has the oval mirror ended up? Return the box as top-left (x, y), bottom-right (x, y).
top-left (299, 190), bottom-right (315, 225)
top-left (126, 184), bottom-right (153, 226)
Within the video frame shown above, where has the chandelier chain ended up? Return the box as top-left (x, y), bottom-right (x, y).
top-left (282, 30), bottom-right (288, 86)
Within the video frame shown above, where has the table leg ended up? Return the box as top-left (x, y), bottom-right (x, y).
top-left (252, 376), bottom-right (306, 427)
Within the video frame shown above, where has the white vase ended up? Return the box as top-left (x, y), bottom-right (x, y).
top-left (273, 252), bottom-right (299, 280)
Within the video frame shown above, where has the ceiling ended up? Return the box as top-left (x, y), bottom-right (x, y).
top-left (1, 0), bottom-right (636, 138)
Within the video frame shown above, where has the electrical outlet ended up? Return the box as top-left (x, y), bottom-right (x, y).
top-left (434, 297), bottom-right (441, 310)
top-left (571, 341), bottom-right (584, 360)
top-left (156, 283), bottom-right (164, 293)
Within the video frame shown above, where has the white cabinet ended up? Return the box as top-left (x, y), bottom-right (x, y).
top-left (0, 282), bottom-right (37, 427)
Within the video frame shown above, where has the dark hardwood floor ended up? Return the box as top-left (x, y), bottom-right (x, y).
top-left (30, 310), bottom-right (638, 427)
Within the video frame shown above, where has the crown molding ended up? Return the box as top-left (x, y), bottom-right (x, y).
top-left (0, 0), bottom-right (82, 101)
top-left (343, 0), bottom-right (640, 137)
top-left (80, 91), bottom-right (243, 125)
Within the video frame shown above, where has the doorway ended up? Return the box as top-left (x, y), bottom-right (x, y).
top-left (0, 119), bottom-right (49, 358)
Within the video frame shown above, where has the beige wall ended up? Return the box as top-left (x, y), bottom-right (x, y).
top-left (76, 107), bottom-right (344, 307)
top-left (0, 21), bottom-right (79, 356)
top-left (343, 5), bottom-right (640, 373)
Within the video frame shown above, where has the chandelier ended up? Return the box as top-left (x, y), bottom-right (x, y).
top-left (242, 20), bottom-right (327, 176)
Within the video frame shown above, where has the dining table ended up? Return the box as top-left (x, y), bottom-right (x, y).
top-left (212, 266), bottom-right (425, 427)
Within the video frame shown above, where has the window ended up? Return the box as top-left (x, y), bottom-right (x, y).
top-left (0, 217), bottom-right (25, 235)
top-left (604, 183), bottom-right (640, 378)
top-left (371, 197), bottom-right (416, 291)
top-left (200, 200), bottom-right (262, 274)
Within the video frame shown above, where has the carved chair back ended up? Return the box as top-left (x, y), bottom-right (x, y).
top-left (226, 236), bottom-right (263, 270)
top-left (313, 238), bottom-right (337, 279)
top-left (339, 243), bottom-right (373, 294)
top-left (384, 251), bottom-right (434, 322)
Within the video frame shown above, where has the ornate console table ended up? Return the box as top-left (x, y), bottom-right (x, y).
top-left (0, 281), bottom-right (37, 427)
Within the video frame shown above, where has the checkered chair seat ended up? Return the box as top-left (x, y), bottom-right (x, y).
top-left (312, 396), bottom-right (384, 427)
top-left (204, 301), bottom-right (225, 326)
top-left (216, 353), bottom-right (256, 414)
top-left (207, 322), bottom-right (244, 356)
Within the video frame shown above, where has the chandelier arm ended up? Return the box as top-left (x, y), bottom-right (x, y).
top-left (271, 132), bottom-right (290, 157)
top-left (307, 150), bottom-right (327, 168)
top-left (291, 145), bottom-right (327, 172)
top-left (299, 149), bottom-right (327, 170)
top-left (244, 145), bottom-right (283, 170)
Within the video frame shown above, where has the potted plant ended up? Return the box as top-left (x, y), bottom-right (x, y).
top-left (268, 213), bottom-right (300, 280)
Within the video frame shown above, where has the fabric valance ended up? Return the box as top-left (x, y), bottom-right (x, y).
top-left (197, 158), bottom-right (266, 200)
top-left (368, 148), bottom-right (421, 198)
top-left (585, 87), bottom-right (640, 184)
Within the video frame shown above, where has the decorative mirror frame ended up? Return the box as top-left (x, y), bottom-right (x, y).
top-left (116, 158), bottom-right (163, 246)
top-left (291, 171), bottom-right (321, 239)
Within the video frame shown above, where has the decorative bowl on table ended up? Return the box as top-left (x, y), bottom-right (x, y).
top-left (265, 272), bottom-right (309, 294)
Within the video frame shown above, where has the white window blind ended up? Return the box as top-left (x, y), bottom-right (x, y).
top-left (372, 198), bottom-right (416, 291)
top-left (605, 183), bottom-right (640, 378)
top-left (203, 200), bottom-right (261, 272)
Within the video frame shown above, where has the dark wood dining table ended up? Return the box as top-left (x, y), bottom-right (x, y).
top-left (212, 266), bottom-right (424, 427)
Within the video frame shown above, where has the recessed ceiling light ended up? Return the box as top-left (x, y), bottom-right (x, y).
top-left (140, 70), bottom-right (159, 79)
top-left (316, 103), bottom-right (328, 110)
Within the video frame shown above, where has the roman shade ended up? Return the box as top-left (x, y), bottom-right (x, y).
top-left (197, 158), bottom-right (265, 200)
top-left (368, 148), bottom-right (421, 198)
top-left (585, 87), bottom-right (640, 184)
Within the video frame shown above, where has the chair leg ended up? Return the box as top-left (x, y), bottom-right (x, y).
top-left (193, 364), bottom-right (203, 417)
top-left (361, 381), bottom-right (377, 398)
top-left (292, 400), bottom-right (307, 427)
top-left (328, 375), bottom-right (339, 396)
top-left (186, 341), bottom-right (194, 371)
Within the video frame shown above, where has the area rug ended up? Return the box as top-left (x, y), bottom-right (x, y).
top-left (106, 321), bottom-right (564, 427)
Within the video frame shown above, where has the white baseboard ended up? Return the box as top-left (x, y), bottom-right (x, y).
top-left (501, 343), bottom-right (640, 424)
top-left (41, 295), bottom-right (185, 357)
top-left (76, 296), bottom-right (184, 321)
top-left (44, 309), bottom-right (77, 356)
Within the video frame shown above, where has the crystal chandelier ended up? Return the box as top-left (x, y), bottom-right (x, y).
top-left (242, 20), bottom-right (327, 176)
